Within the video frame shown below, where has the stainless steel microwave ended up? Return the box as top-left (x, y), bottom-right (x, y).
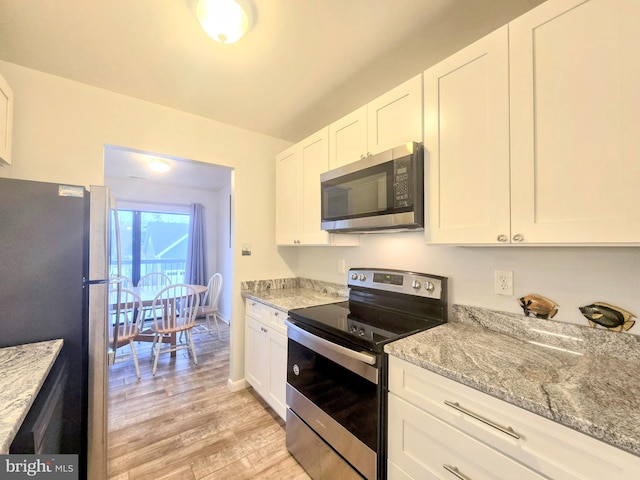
top-left (320, 142), bottom-right (424, 233)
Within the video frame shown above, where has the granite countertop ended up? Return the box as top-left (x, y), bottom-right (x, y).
top-left (241, 277), bottom-right (348, 313)
top-left (385, 305), bottom-right (640, 458)
top-left (0, 339), bottom-right (64, 454)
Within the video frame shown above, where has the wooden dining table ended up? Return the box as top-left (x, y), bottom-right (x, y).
top-left (110, 284), bottom-right (207, 357)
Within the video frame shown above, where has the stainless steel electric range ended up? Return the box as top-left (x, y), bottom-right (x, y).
top-left (285, 268), bottom-right (448, 480)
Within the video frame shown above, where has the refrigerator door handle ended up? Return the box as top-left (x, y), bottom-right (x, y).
top-left (84, 277), bottom-right (121, 286)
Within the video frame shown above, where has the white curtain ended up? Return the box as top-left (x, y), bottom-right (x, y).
top-left (185, 203), bottom-right (207, 285)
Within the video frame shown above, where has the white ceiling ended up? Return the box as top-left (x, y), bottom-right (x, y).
top-left (103, 146), bottom-right (232, 191)
top-left (0, 0), bottom-right (544, 143)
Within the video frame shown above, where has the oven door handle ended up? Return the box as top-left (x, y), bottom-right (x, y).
top-left (286, 320), bottom-right (379, 384)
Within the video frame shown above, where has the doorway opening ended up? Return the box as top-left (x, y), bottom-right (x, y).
top-left (103, 144), bottom-right (234, 327)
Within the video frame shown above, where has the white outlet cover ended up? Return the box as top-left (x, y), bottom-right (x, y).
top-left (495, 270), bottom-right (513, 296)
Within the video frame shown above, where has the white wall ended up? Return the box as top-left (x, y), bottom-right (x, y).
top-left (216, 182), bottom-right (233, 324)
top-left (0, 60), bottom-right (294, 382)
top-left (296, 233), bottom-right (640, 336)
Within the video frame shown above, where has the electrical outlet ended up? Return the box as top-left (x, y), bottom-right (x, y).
top-left (495, 270), bottom-right (513, 296)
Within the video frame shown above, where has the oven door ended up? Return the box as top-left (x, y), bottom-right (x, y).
top-left (286, 320), bottom-right (379, 480)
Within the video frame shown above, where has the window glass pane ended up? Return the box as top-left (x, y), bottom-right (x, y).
top-left (140, 211), bottom-right (190, 283)
top-left (110, 209), bottom-right (189, 286)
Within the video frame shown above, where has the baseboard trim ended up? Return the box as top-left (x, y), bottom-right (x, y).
top-left (227, 377), bottom-right (248, 392)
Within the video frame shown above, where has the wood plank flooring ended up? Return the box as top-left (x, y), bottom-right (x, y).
top-left (107, 321), bottom-right (310, 480)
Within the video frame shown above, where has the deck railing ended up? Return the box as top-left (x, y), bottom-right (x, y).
top-left (111, 259), bottom-right (187, 285)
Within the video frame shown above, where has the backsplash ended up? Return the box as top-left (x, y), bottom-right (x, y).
top-left (452, 304), bottom-right (640, 363)
top-left (241, 277), bottom-right (348, 297)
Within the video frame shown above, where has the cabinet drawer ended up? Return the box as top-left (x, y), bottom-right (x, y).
top-left (388, 393), bottom-right (544, 480)
top-left (245, 299), bottom-right (271, 323)
top-left (269, 308), bottom-right (287, 336)
top-left (389, 357), bottom-right (639, 480)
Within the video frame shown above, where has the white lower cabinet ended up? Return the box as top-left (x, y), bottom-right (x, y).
top-left (388, 394), bottom-right (544, 480)
top-left (388, 356), bottom-right (640, 480)
top-left (244, 300), bottom-right (287, 420)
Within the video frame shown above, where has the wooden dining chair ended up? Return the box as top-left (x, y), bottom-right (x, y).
top-left (137, 272), bottom-right (171, 288)
top-left (149, 284), bottom-right (200, 376)
top-left (191, 273), bottom-right (223, 339)
top-left (137, 271), bottom-right (172, 324)
top-left (109, 288), bottom-right (144, 379)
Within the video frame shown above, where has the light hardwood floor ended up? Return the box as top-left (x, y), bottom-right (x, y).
top-left (107, 321), bottom-right (310, 480)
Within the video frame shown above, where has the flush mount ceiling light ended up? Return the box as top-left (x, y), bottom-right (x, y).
top-left (196, 0), bottom-right (254, 44)
top-left (148, 158), bottom-right (170, 173)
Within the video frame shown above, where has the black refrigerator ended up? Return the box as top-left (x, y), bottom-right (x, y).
top-left (0, 177), bottom-right (115, 480)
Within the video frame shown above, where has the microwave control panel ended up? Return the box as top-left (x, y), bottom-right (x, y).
top-left (393, 157), bottom-right (412, 207)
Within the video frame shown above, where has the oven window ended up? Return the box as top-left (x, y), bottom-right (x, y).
top-left (287, 338), bottom-right (379, 451)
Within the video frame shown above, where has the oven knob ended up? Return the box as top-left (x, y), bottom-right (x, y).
top-left (412, 280), bottom-right (421, 289)
top-left (424, 281), bottom-right (435, 292)
top-left (359, 273), bottom-right (367, 281)
top-left (293, 364), bottom-right (300, 376)
top-left (350, 273), bottom-right (358, 280)
top-left (358, 328), bottom-right (365, 336)
top-left (350, 325), bottom-right (357, 334)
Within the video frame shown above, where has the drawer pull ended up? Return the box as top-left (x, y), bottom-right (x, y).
top-left (444, 400), bottom-right (520, 439)
top-left (443, 464), bottom-right (472, 480)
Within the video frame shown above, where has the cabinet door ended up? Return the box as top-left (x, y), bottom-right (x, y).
top-left (510, 0), bottom-right (640, 243)
top-left (267, 330), bottom-right (287, 420)
top-left (275, 146), bottom-right (302, 245)
top-left (329, 106), bottom-right (368, 169)
top-left (424, 26), bottom-right (510, 244)
top-left (245, 315), bottom-right (268, 395)
top-left (0, 72), bottom-right (13, 166)
top-left (300, 127), bottom-right (331, 245)
top-left (388, 393), bottom-right (546, 480)
top-left (368, 74), bottom-right (423, 154)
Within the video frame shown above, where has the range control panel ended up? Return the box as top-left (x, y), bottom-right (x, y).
top-left (347, 268), bottom-right (445, 300)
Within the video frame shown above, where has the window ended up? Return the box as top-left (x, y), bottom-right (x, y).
top-left (110, 209), bottom-right (190, 285)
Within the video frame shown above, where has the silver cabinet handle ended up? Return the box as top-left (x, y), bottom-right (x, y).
top-left (512, 233), bottom-right (524, 242)
top-left (444, 400), bottom-right (520, 439)
top-left (497, 234), bottom-right (508, 242)
top-left (443, 464), bottom-right (472, 480)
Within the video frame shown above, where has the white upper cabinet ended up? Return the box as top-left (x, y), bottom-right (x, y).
top-left (275, 127), bottom-right (358, 246)
top-left (300, 128), bottom-right (331, 245)
top-left (328, 106), bottom-right (367, 169)
top-left (275, 146), bottom-right (301, 245)
top-left (0, 72), bottom-right (14, 166)
top-left (328, 75), bottom-right (423, 170)
top-left (367, 74), bottom-right (423, 155)
top-left (426, 0), bottom-right (640, 245)
top-left (425, 26), bottom-right (510, 244)
top-left (509, 0), bottom-right (640, 243)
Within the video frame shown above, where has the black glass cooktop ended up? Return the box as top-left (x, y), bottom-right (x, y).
top-left (287, 300), bottom-right (445, 352)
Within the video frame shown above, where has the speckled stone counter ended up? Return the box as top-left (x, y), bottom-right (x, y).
top-left (241, 277), bottom-right (347, 313)
top-left (385, 305), bottom-right (640, 457)
top-left (0, 339), bottom-right (63, 454)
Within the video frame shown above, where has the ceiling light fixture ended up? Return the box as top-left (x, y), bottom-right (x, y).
top-left (195, 0), bottom-right (254, 44)
top-left (148, 158), bottom-right (170, 173)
